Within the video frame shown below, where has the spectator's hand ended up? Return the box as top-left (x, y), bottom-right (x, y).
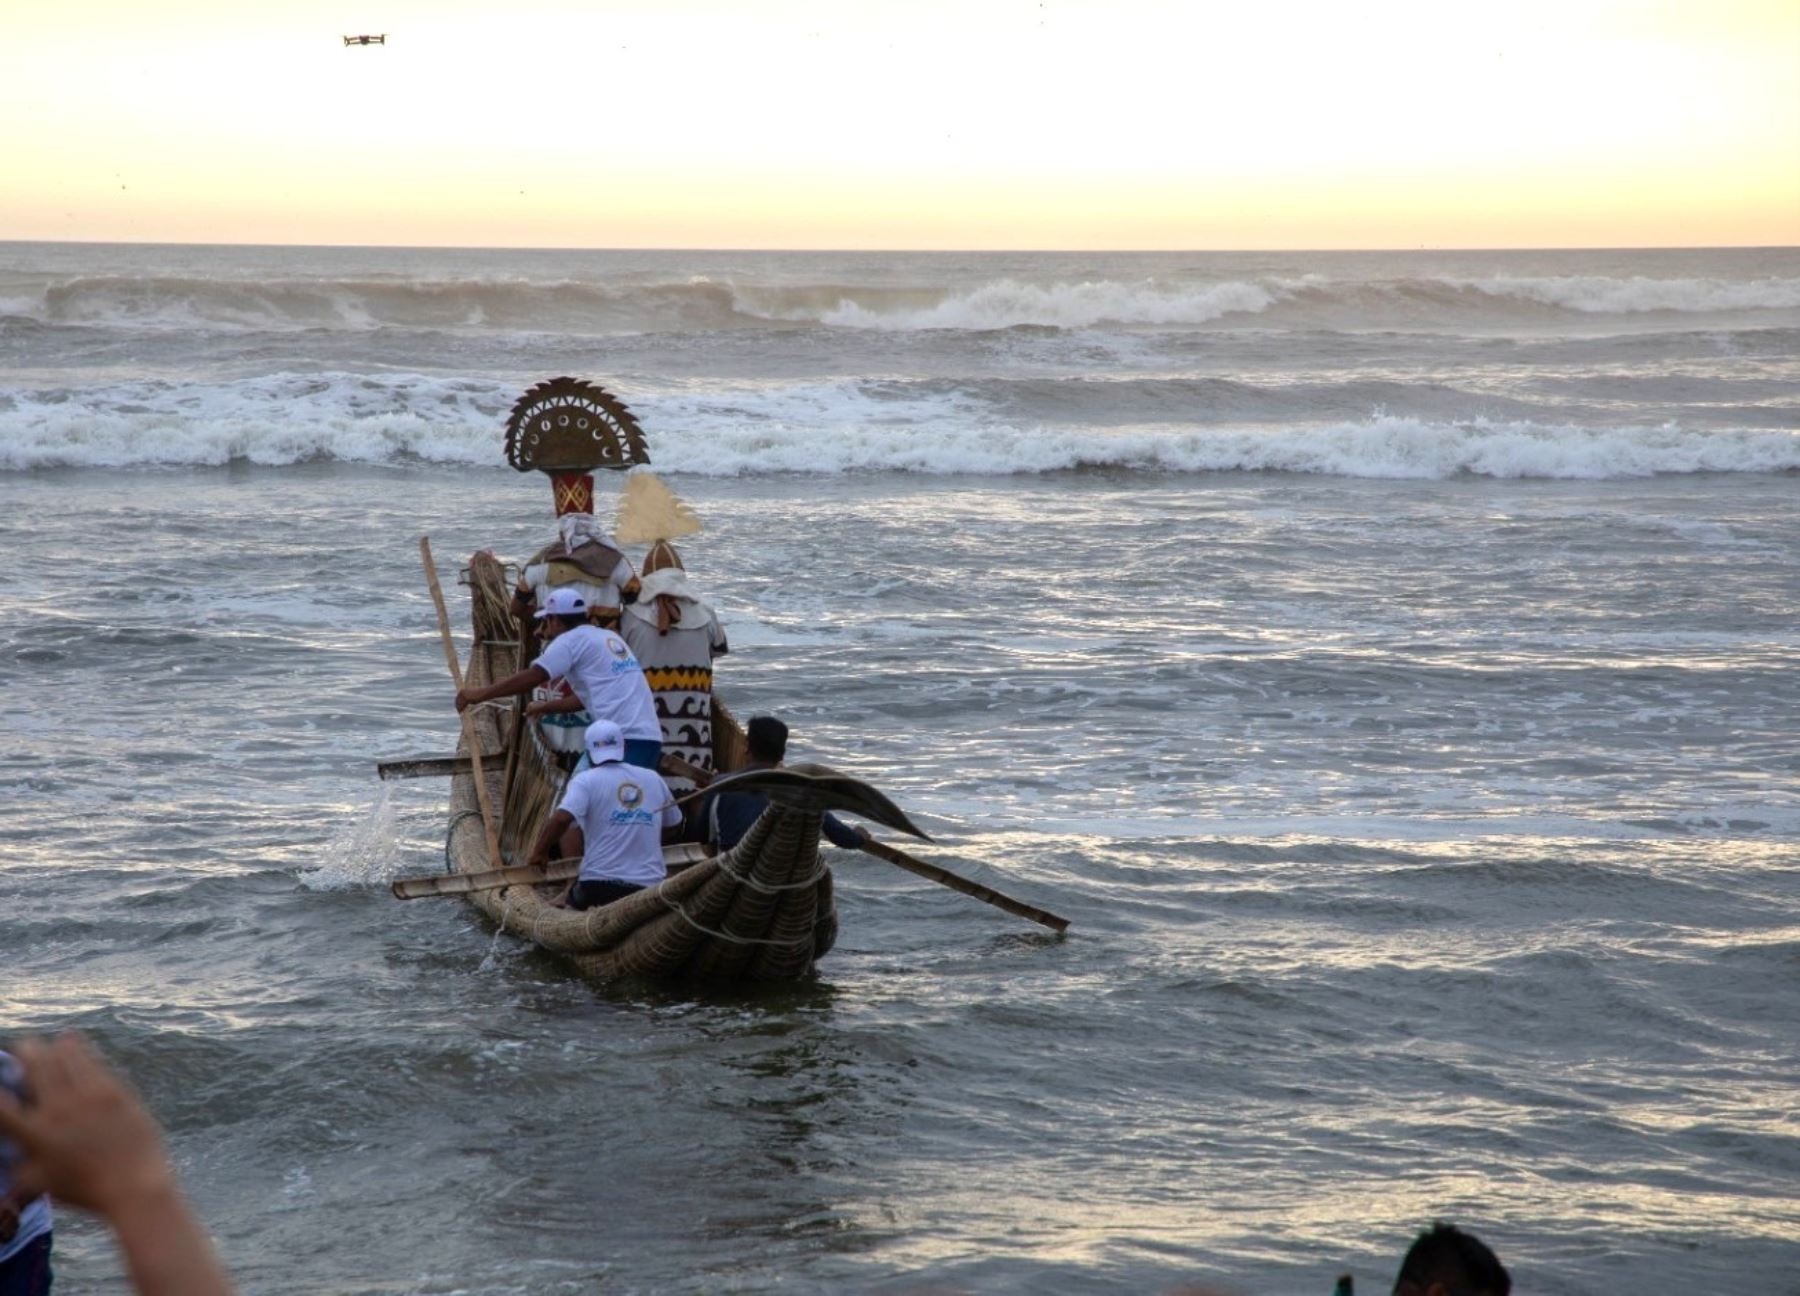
top-left (0, 1035), bottom-right (173, 1219)
top-left (454, 688), bottom-right (475, 714)
top-left (524, 700), bottom-right (546, 718)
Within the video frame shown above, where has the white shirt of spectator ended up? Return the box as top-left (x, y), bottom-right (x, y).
top-left (533, 625), bottom-right (662, 743)
top-left (558, 760), bottom-right (682, 885)
top-left (0, 1050), bottom-right (52, 1265)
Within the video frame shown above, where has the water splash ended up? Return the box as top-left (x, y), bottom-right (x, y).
top-left (302, 786), bottom-right (403, 890)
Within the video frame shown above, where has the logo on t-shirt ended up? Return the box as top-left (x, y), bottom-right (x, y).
top-left (608, 636), bottom-right (630, 658)
top-left (608, 778), bottom-right (656, 826)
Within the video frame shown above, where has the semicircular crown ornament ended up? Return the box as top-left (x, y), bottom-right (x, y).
top-left (504, 377), bottom-right (651, 474)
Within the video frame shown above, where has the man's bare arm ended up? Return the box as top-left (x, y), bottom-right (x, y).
top-left (455, 665), bottom-right (549, 713)
top-left (527, 809), bottom-right (576, 866)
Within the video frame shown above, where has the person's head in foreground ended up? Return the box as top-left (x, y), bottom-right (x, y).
top-left (534, 587), bottom-right (588, 638)
top-left (1392, 1222), bottom-right (1510, 1296)
top-left (745, 715), bottom-right (789, 765)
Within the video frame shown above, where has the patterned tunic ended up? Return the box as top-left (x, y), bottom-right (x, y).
top-left (620, 600), bottom-right (727, 793)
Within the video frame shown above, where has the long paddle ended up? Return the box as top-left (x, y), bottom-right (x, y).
top-left (421, 536), bottom-right (505, 874)
top-left (857, 835), bottom-right (1070, 934)
top-left (659, 755), bottom-right (1070, 933)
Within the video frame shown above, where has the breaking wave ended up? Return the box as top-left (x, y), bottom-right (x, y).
top-left (3, 371), bottom-right (1794, 479)
top-left (809, 279), bottom-right (1280, 329)
top-left (5, 269), bottom-right (1798, 336)
top-left (1457, 275), bottom-right (1800, 315)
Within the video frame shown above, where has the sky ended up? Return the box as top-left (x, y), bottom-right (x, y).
top-left (1, 0), bottom-right (1796, 249)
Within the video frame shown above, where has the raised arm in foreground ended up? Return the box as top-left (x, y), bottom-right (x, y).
top-left (0, 1035), bottom-right (234, 1296)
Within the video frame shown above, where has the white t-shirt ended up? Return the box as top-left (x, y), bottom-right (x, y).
top-left (533, 625), bottom-right (662, 743)
top-left (0, 1050), bottom-right (52, 1264)
top-left (558, 760), bottom-right (683, 885)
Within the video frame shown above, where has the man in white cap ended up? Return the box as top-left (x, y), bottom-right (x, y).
top-left (454, 588), bottom-right (664, 769)
top-left (525, 719), bottom-right (683, 910)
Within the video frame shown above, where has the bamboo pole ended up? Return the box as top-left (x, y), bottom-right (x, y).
top-left (421, 536), bottom-right (505, 874)
top-left (393, 844), bottom-right (715, 900)
top-left (500, 592), bottom-right (532, 807)
top-left (394, 857), bottom-right (580, 899)
top-left (857, 836), bottom-right (1070, 934)
top-left (377, 752), bottom-right (506, 781)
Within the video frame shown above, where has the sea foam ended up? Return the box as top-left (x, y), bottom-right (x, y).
top-left (3, 371), bottom-right (1794, 479)
top-left (4, 269), bottom-right (1797, 335)
top-left (807, 278), bottom-right (1281, 330)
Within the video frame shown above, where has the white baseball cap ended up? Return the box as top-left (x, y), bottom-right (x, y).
top-left (536, 587), bottom-right (588, 621)
top-left (584, 718), bottom-right (626, 765)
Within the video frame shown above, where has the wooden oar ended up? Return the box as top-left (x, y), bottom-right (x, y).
top-left (662, 752), bottom-right (1067, 932)
top-left (857, 836), bottom-right (1070, 934)
top-left (377, 752), bottom-right (506, 781)
top-left (394, 856), bottom-right (580, 899)
top-left (421, 536), bottom-right (505, 874)
top-left (393, 844), bottom-right (715, 900)
top-left (500, 607), bottom-right (533, 803)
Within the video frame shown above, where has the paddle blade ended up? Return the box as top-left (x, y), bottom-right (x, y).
top-left (703, 764), bottom-right (931, 842)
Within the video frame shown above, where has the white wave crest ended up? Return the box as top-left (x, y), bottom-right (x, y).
top-left (1459, 275), bottom-right (1800, 315)
top-left (645, 410), bottom-right (1800, 479)
top-left (4, 372), bottom-right (1792, 479)
top-left (0, 373), bottom-right (512, 469)
top-left (808, 278), bottom-right (1281, 330)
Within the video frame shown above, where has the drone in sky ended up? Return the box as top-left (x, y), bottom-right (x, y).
top-left (342, 34), bottom-right (386, 46)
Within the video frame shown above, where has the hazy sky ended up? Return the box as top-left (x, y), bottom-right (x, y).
top-left (2, 0), bottom-right (1796, 249)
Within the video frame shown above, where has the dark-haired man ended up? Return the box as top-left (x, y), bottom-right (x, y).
top-left (696, 716), bottom-right (868, 852)
top-left (455, 588), bottom-right (662, 769)
top-left (1391, 1223), bottom-right (1510, 1296)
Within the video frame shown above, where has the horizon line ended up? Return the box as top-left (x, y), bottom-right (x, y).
top-left (4, 237), bottom-right (1797, 256)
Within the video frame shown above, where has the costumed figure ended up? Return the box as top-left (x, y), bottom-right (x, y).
top-left (501, 377), bottom-right (652, 635)
top-left (619, 534), bottom-right (727, 796)
top-left (512, 511), bottom-right (640, 634)
top-left (497, 378), bottom-right (653, 759)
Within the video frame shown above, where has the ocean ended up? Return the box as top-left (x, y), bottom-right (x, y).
top-left (1, 243), bottom-right (1796, 1294)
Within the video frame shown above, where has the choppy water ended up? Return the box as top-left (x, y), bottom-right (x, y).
top-left (1, 244), bottom-right (1797, 1294)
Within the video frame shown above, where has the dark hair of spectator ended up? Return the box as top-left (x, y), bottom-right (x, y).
top-left (746, 715), bottom-right (790, 763)
top-left (1393, 1223), bottom-right (1510, 1296)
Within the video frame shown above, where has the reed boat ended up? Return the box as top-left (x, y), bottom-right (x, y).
top-left (410, 378), bottom-right (931, 985)
top-left (439, 548), bottom-right (928, 983)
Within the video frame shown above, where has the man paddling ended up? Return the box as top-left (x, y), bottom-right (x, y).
top-left (525, 719), bottom-right (682, 910)
top-left (454, 588), bottom-right (663, 769)
top-left (697, 716), bottom-right (869, 852)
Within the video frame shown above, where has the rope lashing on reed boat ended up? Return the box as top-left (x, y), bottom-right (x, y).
top-left (708, 852), bottom-right (830, 894)
top-left (445, 809), bottom-right (488, 874)
top-left (647, 883), bottom-right (819, 949)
